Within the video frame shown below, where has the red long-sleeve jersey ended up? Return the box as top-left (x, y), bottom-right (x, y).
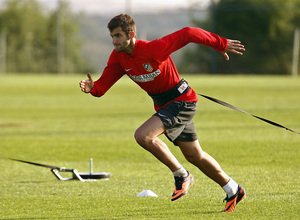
top-left (90, 27), bottom-right (228, 111)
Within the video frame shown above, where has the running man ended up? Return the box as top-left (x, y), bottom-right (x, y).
top-left (79, 14), bottom-right (246, 212)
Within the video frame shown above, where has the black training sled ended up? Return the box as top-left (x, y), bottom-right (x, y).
top-left (51, 158), bottom-right (110, 182)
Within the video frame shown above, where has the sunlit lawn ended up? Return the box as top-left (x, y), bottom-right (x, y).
top-left (0, 74), bottom-right (299, 219)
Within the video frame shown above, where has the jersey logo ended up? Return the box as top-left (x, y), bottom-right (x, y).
top-left (143, 63), bottom-right (153, 72)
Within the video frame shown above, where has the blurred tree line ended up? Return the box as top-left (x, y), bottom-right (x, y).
top-left (179, 0), bottom-right (300, 74)
top-left (0, 0), bottom-right (86, 73)
top-left (1, 0), bottom-right (299, 75)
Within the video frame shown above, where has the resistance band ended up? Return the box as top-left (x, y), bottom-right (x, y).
top-left (0, 156), bottom-right (64, 170)
top-left (197, 93), bottom-right (300, 135)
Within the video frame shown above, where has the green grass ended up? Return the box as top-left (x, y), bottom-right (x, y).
top-left (0, 74), bottom-right (299, 219)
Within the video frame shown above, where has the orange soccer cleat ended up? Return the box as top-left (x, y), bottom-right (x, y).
top-left (171, 171), bottom-right (194, 201)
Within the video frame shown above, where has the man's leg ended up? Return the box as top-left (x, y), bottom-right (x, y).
top-left (177, 140), bottom-right (246, 212)
top-left (134, 115), bottom-right (195, 201)
top-left (134, 115), bottom-right (181, 172)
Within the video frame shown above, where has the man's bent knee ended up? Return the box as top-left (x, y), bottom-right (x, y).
top-left (134, 128), bottom-right (145, 146)
top-left (134, 116), bottom-right (165, 147)
top-left (134, 128), bottom-right (152, 147)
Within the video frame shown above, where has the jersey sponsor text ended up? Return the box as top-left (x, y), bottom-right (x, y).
top-left (129, 69), bottom-right (161, 82)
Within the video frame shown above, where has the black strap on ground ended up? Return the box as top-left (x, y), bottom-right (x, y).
top-left (197, 93), bottom-right (300, 135)
top-left (0, 156), bottom-right (62, 170)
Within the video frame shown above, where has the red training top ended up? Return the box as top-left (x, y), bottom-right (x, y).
top-left (90, 27), bottom-right (228, 111)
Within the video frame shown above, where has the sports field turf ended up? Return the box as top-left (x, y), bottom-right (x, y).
top-left (0, 74), bottom-right (299, 219)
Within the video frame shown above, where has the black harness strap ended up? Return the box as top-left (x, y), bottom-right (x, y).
top-left (0, 156), bottom-right (62, 170)
top-left (148, 79), bottom-right (190, 106)
top-left (198, 93), bottom-right (300, 135)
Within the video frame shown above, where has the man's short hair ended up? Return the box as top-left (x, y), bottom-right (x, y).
top-left (107, 14), bottom-right (136, 37)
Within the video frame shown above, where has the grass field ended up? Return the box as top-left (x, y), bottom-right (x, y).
top-left (0, 74), bottom-right (299, 219)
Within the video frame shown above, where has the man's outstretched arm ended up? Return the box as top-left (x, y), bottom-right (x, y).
top-left (149, 27), bottom-right (245, 62)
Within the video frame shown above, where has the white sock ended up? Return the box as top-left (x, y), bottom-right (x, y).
top-left (222, 178), bottom-right (239, 198)
top-left (172, 165), bottom-right (188, 177)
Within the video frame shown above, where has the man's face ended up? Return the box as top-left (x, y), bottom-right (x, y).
top-left (110, 27), bottom-right (130, 52)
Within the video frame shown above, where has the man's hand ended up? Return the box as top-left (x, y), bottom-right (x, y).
top-left (221, 39), bottom-right (245, 61)
top-left (79, 73), bottom-right (94, 93)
